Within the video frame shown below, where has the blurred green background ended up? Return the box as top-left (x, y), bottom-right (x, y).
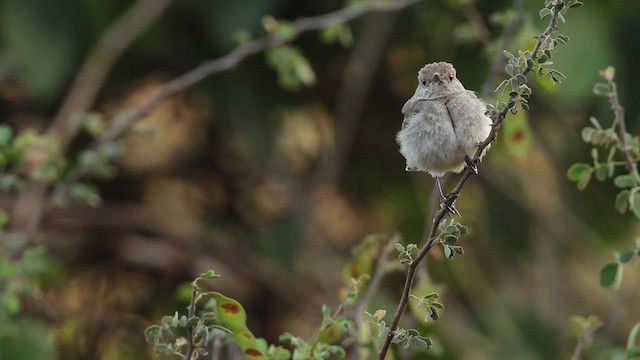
top-left (1, 0), bottom-right (639, 359)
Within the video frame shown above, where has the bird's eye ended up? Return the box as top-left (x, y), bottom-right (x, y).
top-left (421, 79), bottom-right (427, 86)
top-left (449, 74), bottom-right (454, 81)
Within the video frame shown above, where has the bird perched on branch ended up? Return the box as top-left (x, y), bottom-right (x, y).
top-left (397, 62), bottom-right (492, 205)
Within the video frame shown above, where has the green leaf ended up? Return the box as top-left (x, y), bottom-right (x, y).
top-left (599, 262), bottom-right (619, 287)
top-left (626, 346), bottom-right (640, 358)
top-left (443, 245), bottom-right (452, 259)
top-left (567, 163), bottom-right (591, 181)
top-left (144, 325), bottom-right (160, 344)
top-left (161, 315), bottom-right (175, 326)
top-left (577, 168), bottom-right (593, 190)
top-left (503, 50), bottom-right (515, 60)
top-left (593, 82), bottom-right (611, 96)
top-left (595, 165), bottom-right (608, 181)
top-left (75, 113), bottom-right (104, 137)
top-left (153, 344), bottom-right (172, 355)
top-left (614, 175), bottom-right (637, 188)
top-left (394, 243), bottom-right (405, 252)
top-left (615, 190), bottom-right (630, 214)
top-left (617, 249), bottom-right (635, 264)
top-left (444, 234), bottom-right (458, 244)
top-left (198, 269), bottom-right (218, 280)
top-left (413, 336), bottom-right (432, 349)
top-left (515, 74), bottom-right (528, 85)
top-left (0, 125), bottom-right (13, 146)
top-left (319, 23), bottom-right (352, 47)
top-left (265, 45), bottom-right (316, 91)
top-left (539, 7), bottom-right (553, 18)
top-left (67, 183), bottom-right (101, 207)
top-left (570, 1), bottom-right (584, 8)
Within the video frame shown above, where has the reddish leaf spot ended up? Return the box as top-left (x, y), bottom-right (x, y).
top-left (221, 303), bottom-right (240, 314)
top-left (512, 129), bottom-right (525, 142)
top-left (246, 348), bottom-right (263, 357)
top-left (326, 327), bottom-right (336, 337)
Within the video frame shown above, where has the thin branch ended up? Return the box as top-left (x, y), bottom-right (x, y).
top-left (8, 0), bottom-right (171, 246)
top-left (50, 0), bottom-right (173, 149)
top-left (52, 0), bottom-right (421, 202)
top-left (570, 320), bottom-right (603, 360)
top-left (377, 7), bottom-right (563, 359)
top-left (185, 283), bottom-right (198, 360)
top-left (315, 12), bottom-right (398, 186)
top-left (460, 2), bottom-right (491, 46)
top-left (607, 78), bottom-right (640, 185)
top-left (9, 0), bottom-right (421, 245)
top-left (354, 234), bottom-right (399, 324)
top-left (481, 0), bottom-right (525, 96)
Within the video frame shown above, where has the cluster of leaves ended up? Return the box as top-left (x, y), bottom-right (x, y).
top-left (492, 0), bottom-right (581, 119)
top-left (436, 217), bottom-right (468, 259)
top-left (145, 271), bottom-right (230, 358)
top-left (410, 292), bottom-right (444, 323)
top-left (0, 124), bottom-right (64, 192)
top-left (366, 309), bottom-right (431, 351)
top-left (567, 67), bottom-right (640, 218)
top-left (0, 113), bottom-right (125, 210)
top-left (395, 218), bottom-right (467, 264)
top-left (280, 302), bottom-right (353, 360)
top-left (566, 67), bottom-right (640, 359)
top-left (0, 244), bottom-right (59, 319)
top-left (49, 113), bottom-right (125, 207)
top-left (261, 7), bottom-right (352, 91)
top-left (147, 270), bottom-right (357, 360)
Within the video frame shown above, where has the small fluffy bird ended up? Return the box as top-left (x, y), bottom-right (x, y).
top-left (397, 62), bottom-right (492, 197)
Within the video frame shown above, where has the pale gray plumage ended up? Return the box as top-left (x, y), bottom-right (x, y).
top-left (397, 62), bottom-right (492, 180)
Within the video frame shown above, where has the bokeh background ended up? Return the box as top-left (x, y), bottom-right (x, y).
top-left (1, 0), bottom-right (640, 359)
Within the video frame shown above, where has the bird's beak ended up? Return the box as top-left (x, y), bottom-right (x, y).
top-left (431, 73), bottom-right (443, 83)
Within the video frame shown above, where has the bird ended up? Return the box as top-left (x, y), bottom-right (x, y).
top-left (396, 62), bottom-right (492, 208)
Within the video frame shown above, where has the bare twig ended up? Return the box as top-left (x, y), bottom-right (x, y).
top-left (481, 0), bottom-right (525, 96)
top-left (460, 2), bottom-right (491, 46)
top-left (377, 7), bottom-right (564, 359)
top-left (316, 12), bottom-right (398, 185)
top-left (12, 0), bottom-right (422, 244)
top-left (606, 76), bottom-right (640, 185)
top-left (570, 320), bottom-right (603, 360)
top-left (52, 0), bottom-right (421, 202)
top-left (185, 283), bottom-right (198, 360)
top-left (8, 0), bottom-right (171, 245)
top-left (50, 0), bottom-right (173, 149)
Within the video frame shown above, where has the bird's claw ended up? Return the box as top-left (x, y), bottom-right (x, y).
top-left (464, 156), bottom-right (478, 175)
top-left (439, 193), bottom-right (460, 217)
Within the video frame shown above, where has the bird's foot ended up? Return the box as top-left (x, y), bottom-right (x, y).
top-left (439, 192), bottom-right (460, 217)
top-left (464, 156), bottom-right (478, 175)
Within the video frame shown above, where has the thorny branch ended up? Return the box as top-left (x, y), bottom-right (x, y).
top-left (15, 0), bottom-right (422, 242)
top-left (377, 6), bottom-right (564, 360)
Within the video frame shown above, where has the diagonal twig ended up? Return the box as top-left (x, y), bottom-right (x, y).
top-left (377, 6), bottom-right (564, 359)
top-left (51, 0), bottom-right (422, 202)
top-left (12, 0), bottom-right (422, 244)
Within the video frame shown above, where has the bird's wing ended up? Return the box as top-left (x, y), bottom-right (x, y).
top-left (401, 98), bottom-right (432, 129)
